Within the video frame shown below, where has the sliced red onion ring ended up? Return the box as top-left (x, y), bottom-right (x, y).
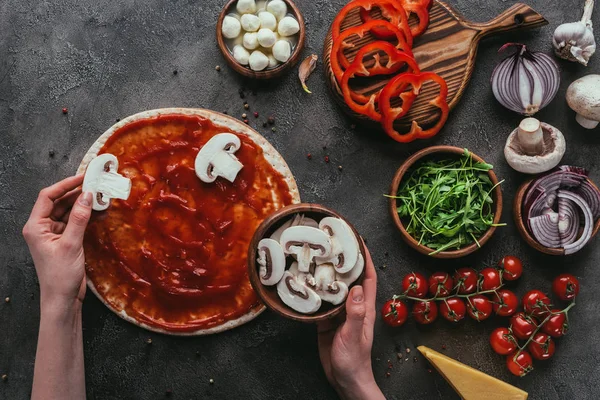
top-left (529, 212), bottom-right (561, 248)
top-left (558, 191), bottom-right (593, 255)
top-left (557, 197), bottom-right (579, 245)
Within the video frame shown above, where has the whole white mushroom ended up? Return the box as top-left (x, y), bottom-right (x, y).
top-left (236, 0), bottom-right (257, 14)
top-left (249, 50), bottom-right (269, 71)
top-left (222, 15), bottom-right (242, 39)
top-left (258, 11), bottom-right (277, 30)
top-left (272, 40), bottom-right (291, 62)
top-left (241, 14), bottom-right (261, 32)
top-left (277, 16), bottom-right (299, 37)
top-left (232, 45), bottom-right (250, 65)
top-left (257, 28), bottom-right (277, 48)
top-left (243, 32), bottom-right (259, 50)
top-left (267, 0), bottom-right (287, 21)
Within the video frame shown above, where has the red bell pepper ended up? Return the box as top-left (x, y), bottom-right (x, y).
top-left (379, 71), bottom-right (449, 142)
top-left (359, 0), bottom-right (431, 39)
top-left (340, 42), bottom-right (420, 121)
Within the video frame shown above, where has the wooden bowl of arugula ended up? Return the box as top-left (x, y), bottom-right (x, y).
top-left (388, 146), bottom-right (504, 259)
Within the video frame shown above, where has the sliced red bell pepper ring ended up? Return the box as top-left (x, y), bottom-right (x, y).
top-left (401, 2), bottom-right (430, 37)
top-left (359, 0), bottom-right (431, 39)
top-left (379, 71), bottom-right (449, 143)
top-left (331, 20), bottom-right (413, 85)
top-left (340, 42), bottom-right (420, 122)
top-left (332, 0), bottom-right (413, 48)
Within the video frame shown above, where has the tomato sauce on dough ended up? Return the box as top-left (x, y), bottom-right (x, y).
top-left (84, 114), bottom-right (294, 332)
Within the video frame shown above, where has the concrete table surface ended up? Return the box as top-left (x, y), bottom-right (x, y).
top-left (1, 0), bottom-right (599, 399)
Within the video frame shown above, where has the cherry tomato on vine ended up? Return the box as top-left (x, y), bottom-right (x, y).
top-left (381, 299), bottom-right (408, 327)
top-left (498, 255), bottom-right (523, 281)
top-left (522, 290), bottom-right (552, 317)
top-left (429, 272), bottom-right (454, 296)
top-left (479, 267), bottom-right (502, 291)
top-left (506, 351), bottom-right (534, 377)
top-left (528, 332), bottom-right (555, 360)
top-left (412, 300), bottom-right (438, 324)
top-left (493, 289), bottom-right (519, 317)
top-left (466, 294), bottom-right (493, 321)
top-left (439, 297), bottom-right (466, 322)
top-left (401, 272), bottom-right (429, 298)
top-left (453, 268), bottom-right (478, 294)
top-left (552, 274), bottom-right (580, 301)
top-left (541, 310), bottom-right (568, 338)
top-left (489, 327), bottom-right (517, 355)
top-left (510, 312), bottom-right (538, 340)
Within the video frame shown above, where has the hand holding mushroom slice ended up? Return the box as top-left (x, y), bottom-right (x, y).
top-left (308, 264), bottom-right (349, 305)
top-left (504, 118), bottom-right (566, 174)
top-left (270, 214), bottom-right (319, 242)
top-left (195, 133), bottom-right (244, 183)
top-left (82, 153), bottom-right (132, 211)
top-left (277, 271), bottom-right (322, 314)
top-left (280, 226), bottom-right (332, 273)
top-left (336, 253), bottom-right (364, 287)
top-left (257, 238), bottom-right (286, 286)
top-left (567, 75), bottom-right (600, 129)
top-left (317, 217), bottom-right (359, 274)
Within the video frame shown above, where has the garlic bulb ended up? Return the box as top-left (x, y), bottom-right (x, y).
top-left (553, 0), bottom-right (596, 66)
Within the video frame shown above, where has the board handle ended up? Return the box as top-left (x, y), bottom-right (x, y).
top-left (468, 3), bottom-right (548, 38)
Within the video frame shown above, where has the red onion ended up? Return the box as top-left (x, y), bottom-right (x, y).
top-left (491, 43), bottom-right (560, 116)
top-left (524, 166), bottom-right (600, 254)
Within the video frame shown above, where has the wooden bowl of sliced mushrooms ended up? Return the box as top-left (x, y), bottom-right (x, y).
top-left (248, 204), bottom-right (366, 323)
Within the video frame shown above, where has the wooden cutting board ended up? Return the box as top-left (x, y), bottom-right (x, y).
top-left (323, 1), bottom-right (547, 130)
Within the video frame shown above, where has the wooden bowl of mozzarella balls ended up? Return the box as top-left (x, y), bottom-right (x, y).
top-left (217, 0), bottom-right (305, 79)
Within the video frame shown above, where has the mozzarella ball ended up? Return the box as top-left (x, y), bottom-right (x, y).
top-left (243, 32), bottom-right (259, 50)
top-left (267, 0), bottom-right (287, 21)
top-left (277, 16), bottom-right (299, 36)
top-left (268, 54), bottom-right (279, 68)
top-left (249, 50), bottom-right (269, 71)
top-left (236, 0), bottom-right (257, 14)
top-left (257, 28), bottom-right (277, 48)
top-left (272, 40), bottom-right (291, 62)
top-left (258, 11), bottom-right (277, 31)
top-left (241, 14), bottom-right (261, 32)
top-left (222, 15), bottom-right (242, 39)
top-left (233, 45), bottom-right (250, 65)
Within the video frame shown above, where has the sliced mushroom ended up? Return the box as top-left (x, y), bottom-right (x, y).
top-left (270, 214), bottom-right (319, 243)
top-left (195, 133), bottom-right (244, 183)
top-left (276, 271), bottom-right (321, 314)
top-left (280, 226), bottom-right (332, 273)
top-left (317, 217), bottom-right (359, 274)
top-left (82, 153), bottom-right (132, 211)
top-left (309, 263), bottom-right (349, 305)
top-left (566, 74), bottom-right (600, 129)
top-left (257, 238), bottom-right (286, 286)
top-left (504, 118), bottom-right (566, 174)
top-left (336, 253), bottom-right (364, 286)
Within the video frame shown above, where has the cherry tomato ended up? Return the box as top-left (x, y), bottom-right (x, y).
top-left (510, 312), bottom-right (538, 340)
top-left (489, 327), bottom-right (517, 355)
top-left (466, 294), bottom-right (493, 321)
top-left (498, 256), bottom-right (523, 281)
top-left (439, 297), bottom-right (466, 322)
top-left (412, 300), bottom-right (438, 325)
top-left (401, 272), bottom-right (429, 298)
top-left (429, 272), bottom-right (454, 297)
top-left (541, 310), bottom-right (568, 338)
top-left (492, 289), bottom-right (519, 317)
top-left (528, 332), bottom-right (555, 360)
top-left (381, 299), bottom-right (408, 327)
top-left (552, 274), bottom-right (580, 301)
top-left (522, 290), bottom-right (552, 317)
top-left (479, 267), bottom-right (502, 291)
top-left (506, 351), bottom-right (534, 377)
top-left (453, 268), bottom-right (478, 294)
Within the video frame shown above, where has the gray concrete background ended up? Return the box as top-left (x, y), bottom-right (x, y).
top-left (1, 0), bottom-right (599, 399)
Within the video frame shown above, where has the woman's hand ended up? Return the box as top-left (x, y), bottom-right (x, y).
top-left (317, 246), bottom-right (385, 400)
top-left (22, 175), bottom-right (93, 308)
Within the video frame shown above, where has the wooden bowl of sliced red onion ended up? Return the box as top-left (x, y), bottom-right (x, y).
top-left (514, 166), bottom-right (600, 256)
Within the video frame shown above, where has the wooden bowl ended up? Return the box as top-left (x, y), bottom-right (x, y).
top-left (513, 178), bottom-right (600, 256)
top-left (216, 0), bottom-right (306, 79)
top-left (248, 203), bottom-right (366, 323)
top-left (388, 146), bottom-right (503, 259)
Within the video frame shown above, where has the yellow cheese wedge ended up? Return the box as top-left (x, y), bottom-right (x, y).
top-left (417, 346), bottom-right (528, 400)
